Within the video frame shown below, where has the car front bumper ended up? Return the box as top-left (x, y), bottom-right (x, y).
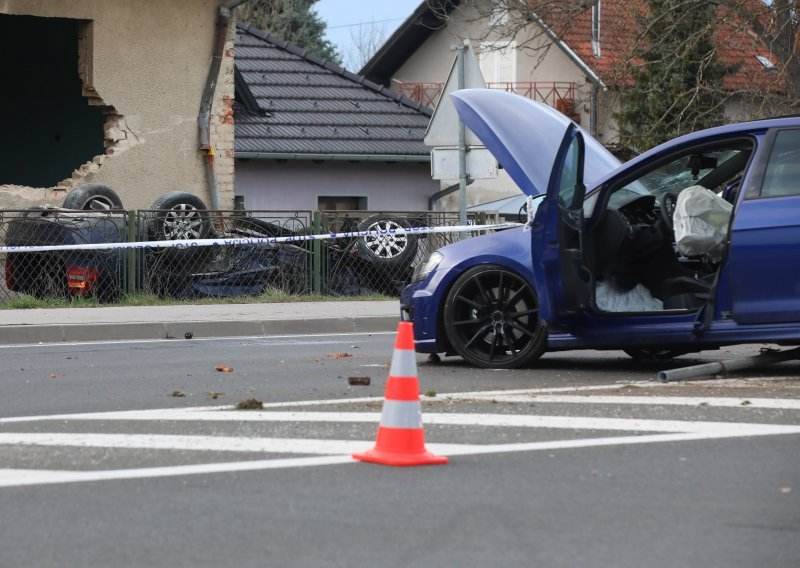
top-left (400, 277), bottom-right (446, 354)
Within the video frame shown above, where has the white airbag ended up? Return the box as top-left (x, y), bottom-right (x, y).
top-left (672, 185), bottom-right (732, 260)
top-left (596, 281), bottom-right (663, 312)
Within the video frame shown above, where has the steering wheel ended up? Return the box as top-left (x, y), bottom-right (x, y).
top-left (659, 192), bottom-right (678, 234)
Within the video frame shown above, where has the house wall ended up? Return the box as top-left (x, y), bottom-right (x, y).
top-left (388, 3), bottom-right (600, 207)
top-left (235, 160), bottom-right (439, 212)
top-left (0, 0), bottom-right (235, 210)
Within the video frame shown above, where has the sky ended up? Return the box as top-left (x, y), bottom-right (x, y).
top-left (314, 0), bottom-right (422, 70)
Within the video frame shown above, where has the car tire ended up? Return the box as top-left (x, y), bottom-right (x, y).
top-left (148, 192), bottom-right (214, 268)
top-left (444, 264), bottom-right (547, 369)
top-left (355, 215), bottom-right (418, 268)
top-left (62, 184), bottom-right (124, 211)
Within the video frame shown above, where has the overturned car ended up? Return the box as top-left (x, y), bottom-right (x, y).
top-left (4, 185), bottom-right (423, 301)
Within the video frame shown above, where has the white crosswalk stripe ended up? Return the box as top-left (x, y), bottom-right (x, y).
top-left (1, 385), bottom-right (798, 488)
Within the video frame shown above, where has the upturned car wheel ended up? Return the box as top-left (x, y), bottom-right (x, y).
top-left (444, 265), bottom-right (547, 369)
top-left (62, 184), bottom-right (124, 211)
top-left (149, 192), bottom-right (214, 268)
top-left (355, 215), bottom-right (418, 268)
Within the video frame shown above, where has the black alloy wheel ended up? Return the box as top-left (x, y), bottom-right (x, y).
top-left (444, 265), bottom-right (547, 369)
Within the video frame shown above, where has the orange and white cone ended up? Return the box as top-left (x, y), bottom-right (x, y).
top-left (353, 321), bottom-right (448, 467)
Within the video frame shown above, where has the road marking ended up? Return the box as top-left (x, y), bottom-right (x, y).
top-left (3, 407), bottom-right (792, 434)
top-left (2, 425), bottom-right (799, 488)
top-left (0, 331), bottom-right (395, 350)
top-left (0, 433), bottom-right (466, 455)
top-left (0, 456), bottom-right (356, 487)
top-left (2, 385), bottom-right (799, 488)
top-left (443, 393), bottom-right (800, 410)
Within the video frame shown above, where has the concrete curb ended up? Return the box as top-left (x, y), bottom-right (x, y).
top-left (0, 315), bottom-right (401, 345)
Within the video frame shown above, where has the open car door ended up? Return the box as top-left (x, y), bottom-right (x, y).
top-left (545, 128), bottom-right (592, 315)
top-left (451, 89), bottom-right (619, 320)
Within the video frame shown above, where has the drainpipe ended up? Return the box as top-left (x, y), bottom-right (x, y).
top-left (198, 0), bottom-right (251, 210)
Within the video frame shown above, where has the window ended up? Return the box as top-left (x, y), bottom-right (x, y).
top-left (612, 145), bottom-right (751, 209)
top-left (317, 196), bottom-right (367, 211)
top-left (558, 133), bottom-right (583, 208)
top-left (755, 55), bottom-right (775, 70)
top-left (489, 7), bottom-right (508, 26)
top-left (479, 41), bottom-right (516, 84)
top-left (761, 130), bottom-right (800, 197)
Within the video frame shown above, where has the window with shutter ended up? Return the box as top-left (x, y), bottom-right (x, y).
top-left (479, 41), bottom-right (516, 85)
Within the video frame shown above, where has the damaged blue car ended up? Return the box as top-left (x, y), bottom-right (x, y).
top-left (401, 89), bottom-right (800, 368)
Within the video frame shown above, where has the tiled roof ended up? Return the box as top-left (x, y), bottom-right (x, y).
top-left (550, 0), bottom-right (783, 92)
top-left (234, 23), bottom-right (433, 159)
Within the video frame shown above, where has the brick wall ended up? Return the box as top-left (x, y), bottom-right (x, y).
top-left (210, 19), bottom-right (237, 209)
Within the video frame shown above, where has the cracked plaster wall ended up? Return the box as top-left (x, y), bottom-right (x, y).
top-left (0, 0), bottom-right (235, 210)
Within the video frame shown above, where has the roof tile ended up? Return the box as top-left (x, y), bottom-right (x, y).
top-left (234, 24), bottom-right (432, 157)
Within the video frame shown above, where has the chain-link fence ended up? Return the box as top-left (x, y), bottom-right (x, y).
top-left (1, 207), bottom-right (500, 305)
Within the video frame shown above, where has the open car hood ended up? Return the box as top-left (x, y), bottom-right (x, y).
top-left (451, 89), bottom-right (621, 196)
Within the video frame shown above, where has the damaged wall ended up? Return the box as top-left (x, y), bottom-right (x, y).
top-left (0, 0), bottom-right (235, 210)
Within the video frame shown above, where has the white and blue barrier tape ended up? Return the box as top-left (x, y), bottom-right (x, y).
top-left (0, 223), bottom-right (522, 254)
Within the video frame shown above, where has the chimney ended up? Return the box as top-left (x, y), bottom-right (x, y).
top-left (591, 1), bottom-right (601, 57)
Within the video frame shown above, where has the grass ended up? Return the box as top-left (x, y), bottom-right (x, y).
top-left (1, 289), bottom-right (394, 310)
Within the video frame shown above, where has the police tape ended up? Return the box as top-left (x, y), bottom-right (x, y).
top-left (0, 223), bottom-right (522, 254)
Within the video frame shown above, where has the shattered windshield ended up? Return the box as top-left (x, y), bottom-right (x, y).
top-left (610, 148), bottom-right (749, 208)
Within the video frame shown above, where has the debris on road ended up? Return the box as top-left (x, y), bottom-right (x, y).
top-left (348, 376), bottom-right (371, 386)
top-left (215, 365), bottom-right (234, 373)
top-left (236, 398), bottom-right (264, 410)
top-left (425, 353), bottom-right (441, 365)
top-left (169, 390), bottom-right (186, 398)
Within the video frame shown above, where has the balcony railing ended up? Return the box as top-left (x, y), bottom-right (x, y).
top-left (396, 81), bottom-right (580, 121)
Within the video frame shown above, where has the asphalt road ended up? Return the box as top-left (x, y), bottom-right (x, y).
top-left (1, 334), bottom-right (799, 567)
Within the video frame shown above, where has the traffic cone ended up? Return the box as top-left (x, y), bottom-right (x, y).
top-left (353, 321), bottom-right (447, 467)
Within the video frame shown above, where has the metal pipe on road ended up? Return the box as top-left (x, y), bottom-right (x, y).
top-left (657, 346), bottom-right (800, 383)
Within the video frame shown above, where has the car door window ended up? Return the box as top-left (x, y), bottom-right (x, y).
top-left (558, 133), bottom-right (583, 208)
top-left (760, 129), bottom-right (800, 197)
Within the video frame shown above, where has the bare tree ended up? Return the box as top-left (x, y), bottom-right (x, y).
top-left (344, 20), bottom-right (387, 72)
top-left (717, 0), bottom-right (800, 101)
top-left (435, 0), bottom-right (798, 149)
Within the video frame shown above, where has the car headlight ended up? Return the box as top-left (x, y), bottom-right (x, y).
top-left (411, 251), bottom-right (443, 283)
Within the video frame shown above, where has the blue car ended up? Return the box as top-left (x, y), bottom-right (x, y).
top-left (400, 89), bottom-right (800, 368)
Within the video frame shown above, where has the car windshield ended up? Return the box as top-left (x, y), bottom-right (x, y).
top-left (610, 148), bottom-right (749, 208)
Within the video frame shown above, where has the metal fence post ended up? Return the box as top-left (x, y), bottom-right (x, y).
top-left (312, 211), bottom-right (322, 294)
top-left (126, 210), bottom-right (136, 295)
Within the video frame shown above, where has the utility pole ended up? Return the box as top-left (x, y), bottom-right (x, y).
top-left (457, 39), bottom-right (468, 238)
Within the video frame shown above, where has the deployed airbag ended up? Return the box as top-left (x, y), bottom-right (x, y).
top-left (673, 185), bottom-right (732, 260)
top-left (596, 281), bottom-right (663, 312)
